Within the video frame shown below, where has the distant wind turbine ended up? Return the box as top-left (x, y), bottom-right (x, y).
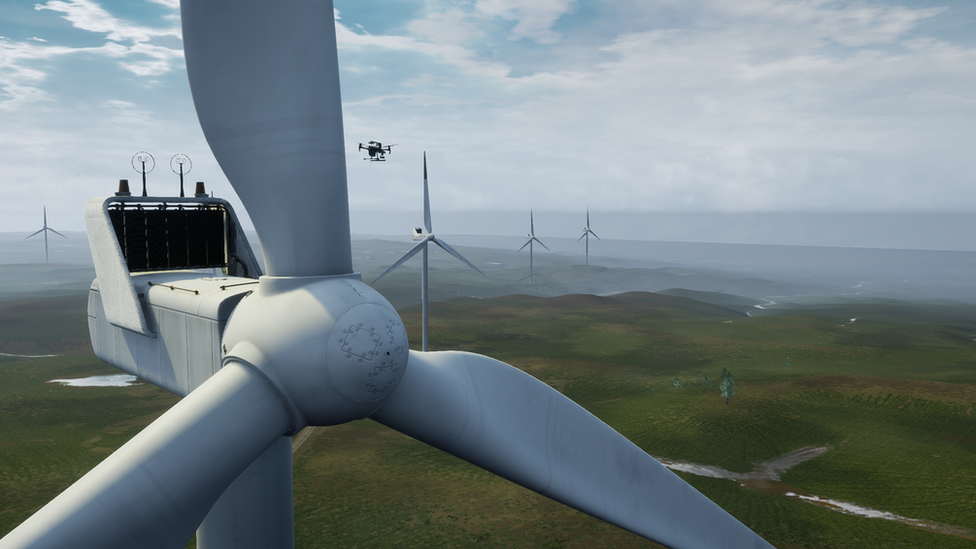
top-left (578, 208), bottom-right (601, 268)
top-left (518, 210), bottom-right (550, 283)
top-left (0, 4), bottom-right (776, 546)
top-left (25, 207), bottom-right (67, 263)
top-left (372, 152), bottom-right (485, 351)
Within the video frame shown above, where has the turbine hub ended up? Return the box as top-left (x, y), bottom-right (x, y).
top-left (221, 275), bottom-right (409, 431)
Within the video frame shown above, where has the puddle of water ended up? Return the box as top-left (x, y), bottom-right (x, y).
top-left (784, 493), bottom-right (976, 540)
top-left (656, 446), bottom-right (828, 495)
top-left (47, 374), bottom-right (142, 387)
top-left (656, 447), bottom-right (976, 540)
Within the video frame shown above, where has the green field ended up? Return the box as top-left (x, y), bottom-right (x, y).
top-left (2, 291), bottom-right (975, 548)
top-left (0, 295), bottom-right (180, 536)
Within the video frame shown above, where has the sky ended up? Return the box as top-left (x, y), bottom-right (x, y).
top-left (1, 0), bottom-right (975, 242)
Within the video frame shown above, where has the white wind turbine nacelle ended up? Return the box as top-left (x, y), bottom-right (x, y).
top-left (0, 1), bottom-right (775, 548)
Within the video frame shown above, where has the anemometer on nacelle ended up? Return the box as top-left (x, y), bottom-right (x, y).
top-left (3, 2), bottom-right (776, 546)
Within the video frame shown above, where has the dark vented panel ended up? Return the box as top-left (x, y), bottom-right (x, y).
top-left (167, 209), bottom-right (189, 267)
top-left (187, 208), bottom-right (225, 268)
top-left (124, 209), bottom-right (149, 271)
top-left (108, 203), bottom-right (228, 272)
top-left (108, 209), bottom-right (125, 256)
top-left (146, 209), bottom-right (169, 270)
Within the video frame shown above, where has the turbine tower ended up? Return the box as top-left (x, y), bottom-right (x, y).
top-left (372, 152), bottom-right (484, 352)
top-left (518, 210), bottom-right (549, 283)
top-left (25, 207), bottom-right (67, 264)
top-left (578, 208), bottom-right (601, 268)
top-left (0, 2), bottom-right (774, 548)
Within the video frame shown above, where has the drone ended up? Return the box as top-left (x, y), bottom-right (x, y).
top-left (0, 3), bottom-right (774, 548)
top-left (358, 140), bottom-right (396, 161)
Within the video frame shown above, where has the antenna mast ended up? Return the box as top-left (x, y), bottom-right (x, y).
top-left (170, 153), bottom-right (193, 197)
top-left (131, 151), bottom-right (155, 197)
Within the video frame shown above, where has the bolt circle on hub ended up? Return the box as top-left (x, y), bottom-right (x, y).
top-left (327, 302), bottom-right (408, 403)
top-left (222, 275), bottom-right (409, 428)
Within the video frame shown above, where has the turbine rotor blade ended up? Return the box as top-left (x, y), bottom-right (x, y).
top-left (371, 238), bottom-right (429, 284)
top-left (423, 153), bottom-right (432, 234)
top-left (371, 351), bottom-right (772, 549)
top-left (591, 230), bottom-right (601, 241)
top-left (50, 228), bottom-right (68, 239)
top-left (431, 237), bottom-right (485, 276)
top-left (181, 0), bottom-right (351, 277)
top-left (24, 229), bottom-right (44, 240)
top-left (577, 232), bottom-right (586, 242)
top-left (517, 239), bottom-right (531, 252)
top-left (534, 237), bottom-right (551, 252)
top-left (1, 362), bottom-right (291, 549)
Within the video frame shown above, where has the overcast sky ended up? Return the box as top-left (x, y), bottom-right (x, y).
top-left (1, 0), bottom-right (975, 238)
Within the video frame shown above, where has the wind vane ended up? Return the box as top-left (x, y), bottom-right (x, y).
top-left (170, 153), bottom-right (192, 197)
top-left (131, 151), bottom-right (155, 197)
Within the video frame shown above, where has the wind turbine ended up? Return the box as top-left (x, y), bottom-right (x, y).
top-left (371, 152), bottom-right (485, 352)
top-left (518, 210), bottom-right (550, 283)
top-left (25, 207), bottom-right (67, 264)
top-left (578, 208), bottom-right (601, 268)
top-left (0, 2), bottom-right (774, 549)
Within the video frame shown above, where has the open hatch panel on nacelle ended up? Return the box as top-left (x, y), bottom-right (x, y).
top-left (106, 198), bottom-right (253, 276)
top-left (85, 195), bottom-right (264, 394)
top-left (85, 195), bottom-right (263, 325)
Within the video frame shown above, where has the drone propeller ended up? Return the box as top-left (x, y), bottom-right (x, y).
top-left (0, 2), bottom-right (774, 548)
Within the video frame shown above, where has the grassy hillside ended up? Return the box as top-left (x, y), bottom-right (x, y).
top-left (0, 294), bottom-right (92, 355)
top-left (2, 290), bottom-right (975, 548)
top-left (0, 265), bottom-right (95, 302)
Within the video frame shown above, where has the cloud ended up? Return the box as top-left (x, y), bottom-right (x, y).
top-left (35, 0), bottom-right (180, 43)
top-left (707, 0), bottom-right (947, 48)
top-left (335, 11), bottom-right (510, 80)
top-left (34, 0), bottom-right (183, 74)
top-left (3, 0), bottom-right (975, 235)
top-left (0, 38), bottom-right (76, 108)
top-left (475, 0), bottom-right (577, 44)
top-left (340, 0), bottom-right (976, 214)
top-left (0, 1), bottom-right (184, 109)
